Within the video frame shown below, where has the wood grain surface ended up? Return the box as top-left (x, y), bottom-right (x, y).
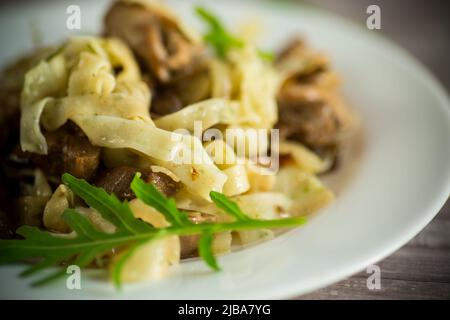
top-left (294, 0), bottom-right (450, 300)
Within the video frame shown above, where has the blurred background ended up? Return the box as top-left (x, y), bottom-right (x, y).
top-left (1, 0), bottom-right (448, 88)
top-left (302, 0), bottom-right (449, 90)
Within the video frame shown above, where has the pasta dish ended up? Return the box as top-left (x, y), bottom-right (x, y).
top-left (0, 0), bottom-right (355, 286)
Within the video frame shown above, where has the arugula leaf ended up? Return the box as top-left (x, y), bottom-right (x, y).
top-left (131, 173), bottom-right (191, 227)
top-left (198, 230), bottom-right (220, 271)
top-left (257, 49), bottom-right (275, 62)
top-left (210, 191), bottom-right (251, 222)
top-left (196, 6), bottom-right (243, 58)
top-left (62, 173), bottom-right (153, 235)
top-left (195, 6), bottom-right (273, 61)
top-left (0, 173), bottom-right (306, 288)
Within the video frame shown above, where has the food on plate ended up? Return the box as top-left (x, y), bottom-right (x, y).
top-left (0, 0), bottom-right (354, 287)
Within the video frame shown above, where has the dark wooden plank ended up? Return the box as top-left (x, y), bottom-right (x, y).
top-left (299, 278), bottom-right (450, 300)
top-left (303, 0), bottom-right (450, 91)
top-left (433, 200), bottom-right (450, 221)
top-left (408, 216), bottom-right (450, 249)
top-left (368, 247), bottom-right (450, 283)
top-left (298, 242), bottom-right (450, 299)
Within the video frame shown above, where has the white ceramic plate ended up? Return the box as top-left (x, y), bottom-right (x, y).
top-left (0, 0), bottom-right (449, 299)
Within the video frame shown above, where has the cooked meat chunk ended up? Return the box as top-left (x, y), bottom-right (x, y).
top-left (94, 166), bottom-right (179, 201)
top-left (31, 124), bottom-right (100, 181)
top-left (151, 88), bottom-right (184, 115)
top-left (104, 0), bottom-right (204, 83)
top-left (1, 149), bottom-right (30, 234)
top-left (277, 84), bottom-right (340, 148)
top-left (0, 210), bottom-right (15, 239)
top-left (151, 66), bottom-right (211, 116)
top-left (145, 170), bottom-right (179, 197)
top-left (105, 1), bottom-right (210, 116)
top-left (276, 39), bottom-right (350, 150)
top-left (0, 175), bottom-right (16, 239)
top-left (180, 212), bottom-right (217, 258)
top-left (276, 38), bottom-right (329, 78)
top-left (94, 166), bottom-right (137, 201)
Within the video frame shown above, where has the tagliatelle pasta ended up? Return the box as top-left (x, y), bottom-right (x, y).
top-left (154, 98), bottom-right (239, 132)
top-left (20, 37), bottom-right (151, 154)
top-left (227, 46), bottom-right (281, 130)
top-left (279, 140), bottom-right (330, 174)
top-left (73, 114), bottom-right (228, 200)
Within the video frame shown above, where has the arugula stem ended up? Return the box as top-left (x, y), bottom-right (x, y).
top-left (0, 217), bottom-right (305, 252)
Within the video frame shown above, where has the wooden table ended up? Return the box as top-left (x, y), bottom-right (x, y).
top-left (294, 0), bottom-right (450, 299)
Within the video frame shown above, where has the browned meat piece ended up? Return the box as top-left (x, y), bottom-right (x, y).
top-left (277, 101), bottom-right (339, 148)
top-left (0, 210), bottom-right (15, 239)
top-left (94, 166), bottom-right (179, 201)
top-left (180, 212), bottom-right (217, 259)
top-left (151, 88), bottom-right (184, 116)
top-left (104, 0), bottom-right (204, 84)
top-left (277, 84), bottom-right (340, 148)
top-left (105, 1), bottom-right (211, 116)
top-left (0, 174), bottom-right (17, 238)
top-left (31, 123), bottom-right (100, 181)
top-left (145, 170), bottom-right (179, 197)
top-left (276, 37), bottom-right (329, 78)
top-left (151, 66), bottom-right (211, 116)
top-left (277, 38), bottom-right (305, 62)
top-left (276, 39), bottom-right (347, 150)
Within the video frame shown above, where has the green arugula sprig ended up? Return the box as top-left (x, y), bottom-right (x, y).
top-left (0, 173), bottom-right (306, 288)
top-left (195, 6), bottom-right (274, 61)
